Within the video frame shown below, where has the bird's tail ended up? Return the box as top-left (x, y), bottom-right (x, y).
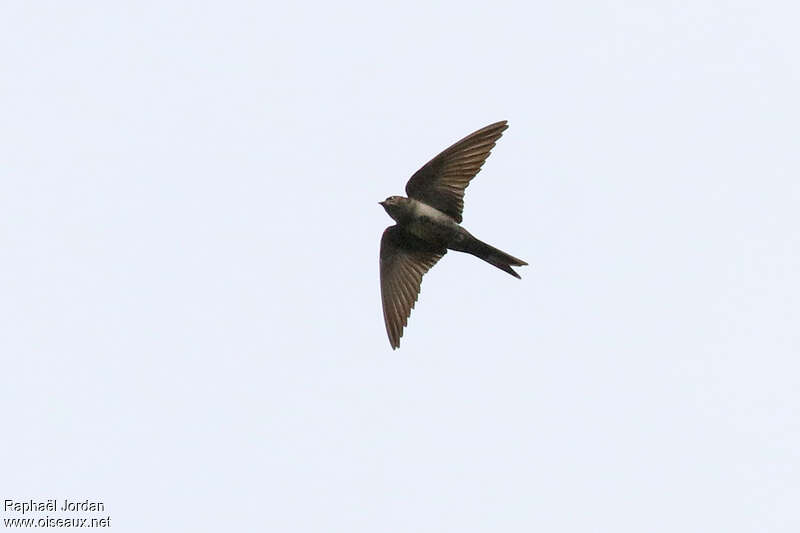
top-left (460, 236), bottom-right (528, 279)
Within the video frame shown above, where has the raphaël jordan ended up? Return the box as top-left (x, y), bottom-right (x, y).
top-left (4, 499), bottom-right (105, 513)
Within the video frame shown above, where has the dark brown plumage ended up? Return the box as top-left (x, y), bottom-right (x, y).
top-left (379, 228), bottom-right (446, 348)
top-left (405, 121), bottom-right (508, 223)
top-left (379, 121), bottom-right (527, 349)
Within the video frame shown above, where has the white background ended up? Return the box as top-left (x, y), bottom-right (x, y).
top-left (2, 2), bottom-right (798, 531)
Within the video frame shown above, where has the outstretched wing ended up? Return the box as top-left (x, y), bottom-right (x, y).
top-left (405, 120), bottom-right (508, 223)
top-left (379, 226), bottom-right (446, 349)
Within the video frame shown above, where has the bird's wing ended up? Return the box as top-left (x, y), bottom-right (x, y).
top-left (405, 120), bottom-right (508, 223)
top-left (380, 225), bottom-right (446, 349)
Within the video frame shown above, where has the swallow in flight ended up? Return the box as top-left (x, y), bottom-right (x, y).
top-left (379, 120), bottom-right (527, 349)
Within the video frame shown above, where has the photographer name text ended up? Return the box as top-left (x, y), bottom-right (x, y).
top-left (4, 499), bottom-right (105, 514)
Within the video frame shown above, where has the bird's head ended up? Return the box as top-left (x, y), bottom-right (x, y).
top-left (379, 196), bottom-right (408, 222)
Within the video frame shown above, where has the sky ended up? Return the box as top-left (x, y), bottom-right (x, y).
top-left (2, 1), bottom-right (799, 531)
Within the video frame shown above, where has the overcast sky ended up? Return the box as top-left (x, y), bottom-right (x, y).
top-left (2, 2), bottom-right (799, 532)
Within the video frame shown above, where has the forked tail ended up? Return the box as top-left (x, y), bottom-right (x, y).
top-left (462, 236), bottom-right (528, 279)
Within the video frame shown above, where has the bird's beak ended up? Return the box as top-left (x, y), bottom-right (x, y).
top-left (378, 201), bottom-right (385, 206)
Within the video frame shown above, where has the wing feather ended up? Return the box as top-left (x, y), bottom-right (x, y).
top-left (405, 121), bottom-right (508, 222)
top-left (379, 226), bottom-right (446, 349)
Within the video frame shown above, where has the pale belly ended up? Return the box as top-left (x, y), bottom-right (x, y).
top-left (405, 201), bottom-right (461, 244)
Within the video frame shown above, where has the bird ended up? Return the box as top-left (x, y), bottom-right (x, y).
top-left (379, 120), bottom-right (527, 349)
